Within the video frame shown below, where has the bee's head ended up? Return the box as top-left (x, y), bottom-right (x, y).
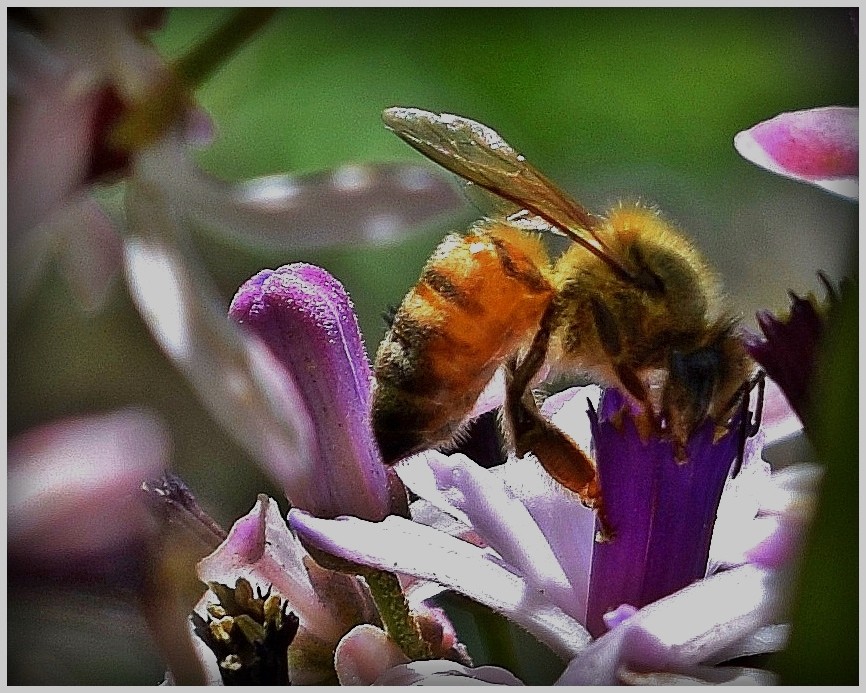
top-left (662, 343), bottom-right (724, 444)
top-left (661, 326), bottom-right (750, 448)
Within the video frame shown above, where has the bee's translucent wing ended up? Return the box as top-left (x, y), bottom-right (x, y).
top-left (383, 108), bottom-right (629, 275)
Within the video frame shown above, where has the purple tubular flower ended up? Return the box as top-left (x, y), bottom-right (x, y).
top-left (734, 106), bottom-right (858, 200)
top-left (585, 389), bottom-right (742, 637)
top-left (229, 263), bottom-right (392, 521)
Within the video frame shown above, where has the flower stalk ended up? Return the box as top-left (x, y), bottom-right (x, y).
top-left (363, 569), bottom-right (433, 662)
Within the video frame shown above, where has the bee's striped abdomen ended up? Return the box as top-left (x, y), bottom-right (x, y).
top-left (372, 222), bottom-right (553, 464)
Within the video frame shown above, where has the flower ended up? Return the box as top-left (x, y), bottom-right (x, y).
top-left (7, 411), bottom-right (194, 684)
top-left (7, 9), bottom-right (179, 314)
top-left (8, 409), bottom-right (169, 578)
top-left (743, 283), bottom-right (834, 425)
top-left (737, 100), bottom-right (858, 684)
top-left (734, 106), bottom-right (858, 201)
top-left (227, 264), bottom-right (396, 521)
top-left (167, 263), bottom-right (474, 684)
top-left (191, 495), bottom-right (380, 684)
top-left (290, 375), bottom-right (815, 683)
top-left (7, 9), bottom-right (170, 236)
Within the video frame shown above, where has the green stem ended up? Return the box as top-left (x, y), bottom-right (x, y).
top-left (172, 8), bottom-right (278, 90)
top-left (364, 569), bottom-right (432, 661)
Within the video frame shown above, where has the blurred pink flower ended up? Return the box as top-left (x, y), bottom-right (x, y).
top-left (8, 9), bottom-right (173, 312)
top-left (8, 409), bottom-right (169, 574)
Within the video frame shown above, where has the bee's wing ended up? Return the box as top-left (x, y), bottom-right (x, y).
top-left (385, 109), bottom-right (602, 231)
top-left (383, 108), bottom-right (632, 277)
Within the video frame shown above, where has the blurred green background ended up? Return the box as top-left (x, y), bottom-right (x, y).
top-left (8, 8), bottom-right (857, 684)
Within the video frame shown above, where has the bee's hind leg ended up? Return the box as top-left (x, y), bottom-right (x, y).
top-left (503, 307), bottom-right (610, 538)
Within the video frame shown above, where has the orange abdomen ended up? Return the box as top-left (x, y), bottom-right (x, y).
top-left (373, 222), bottom-right (553, 463)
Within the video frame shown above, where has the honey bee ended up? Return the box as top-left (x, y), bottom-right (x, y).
top-left (371, 107), bottom-right (753, 517)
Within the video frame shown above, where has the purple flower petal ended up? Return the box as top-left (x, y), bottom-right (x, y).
top-left (585, 389), bottom-right (741, 637)
top-left (230, 263), bottom-right (391, 521)
top-left (734, 107), bottom-right (858, 200)
top-left (744, 291), bottom-right (826, 424)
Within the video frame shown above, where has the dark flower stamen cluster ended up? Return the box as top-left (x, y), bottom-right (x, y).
top-left (192, 578), bottom-right (299, 685)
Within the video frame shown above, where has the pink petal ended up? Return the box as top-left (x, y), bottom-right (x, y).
top-left (334, 625), bottom-right (409, 686)
top-left (197, 495), bottom-right (346, 645)
top-left (734, 106), bottom-right (858, 200)
top-left (8, 409), bottom-right (168, 564)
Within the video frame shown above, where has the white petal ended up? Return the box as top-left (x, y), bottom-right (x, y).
top-left (289, 510), bottom-right (591, 660)
top-left (760, 378), bottom-right (804, 445)
top-left (401, 452), bottom-right (578, 617)
top-left (558, 565), bottom-right (784, 685)
top-left (125, 148), bottom-right (323, 509)
top-left (619, 663), bottom-right (777, 685)
top-left (375, 660), bottom-right (524, 686)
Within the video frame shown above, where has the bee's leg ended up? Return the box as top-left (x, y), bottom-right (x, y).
top-left (504, 307), bottom-right (611, 538)
top-left (729, 370), bottom-right (766, 477)
top-left (589, 297), bottom-right (662, 448)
